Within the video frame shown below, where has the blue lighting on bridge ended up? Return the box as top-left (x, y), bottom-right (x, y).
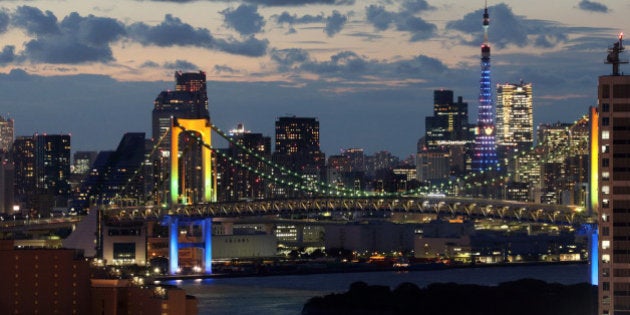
top-left (169, 216), bottom-right (179, 275)
top-left (590, 227), bottom-right (598, 286)
top-left (204, 218), bottom-right (212, 274)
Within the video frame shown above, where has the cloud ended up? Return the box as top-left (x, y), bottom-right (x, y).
top-left (0, 10), bottom-right (9, 34)
top-left (0, 46), bottom-right (15, 64)
top-left (401, 0), bottom-right (434, 14)
top-left (324, 11), bottom-right (347, 37)
top-left (220, 4), bottom-right (265, 36)
top-left (271, 48), bottom-right (311, 71)
top-left (394, 55), bottom-right (448, 76)
top-left (366, 5), bottom-right (395, 31)
top-left (577, 0), bottom-right (609, 13)
top-left (214, 36), bottom-right (269, 57)
top-left (127, 14), bottom-right (213, 47)
top-left (13, 5), bottom-right (59, 36)
top-left (146, 0), bottom-right (355, 5)
top-left (365, 5), bottom-right (436, 41)
top-left (140, 60), bottom-right (160, 68)
top-left (163, 59), bottom-right (199, 70)
top-left (276, 12), bottom-right (325, 24)
top-left (60, 12), bottom-right (126, 46)
top-left (446, 4), bottom-right (568, 49)
top-left (271, 47), bottom-right (450, 82)
top-left (275, 10), bottom-right (348, 37)
top-left (128, 14), bottom-right (268, 56)
top-left (12, 8), bottom-right (125, 64)
top-left (214, 64), bottom-right (240, 74)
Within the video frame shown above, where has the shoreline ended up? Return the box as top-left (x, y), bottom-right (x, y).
top-left (153, 260), bottom-right (588, 282)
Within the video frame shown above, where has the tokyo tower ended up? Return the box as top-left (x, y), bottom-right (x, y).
top-left (471, 3), bottom-right (498, 172)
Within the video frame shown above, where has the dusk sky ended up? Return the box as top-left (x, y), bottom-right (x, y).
top-left (0, 0), bottom-right (626, 158)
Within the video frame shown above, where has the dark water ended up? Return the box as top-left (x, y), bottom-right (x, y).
top-left (169, 263), bottom-right (590, 315)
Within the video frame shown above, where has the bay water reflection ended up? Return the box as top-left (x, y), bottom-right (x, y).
top-left (169, 263), bottom-right (590, 315)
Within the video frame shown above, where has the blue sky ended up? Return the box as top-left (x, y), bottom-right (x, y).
top-left (0, 0), bottom-right (626, 158)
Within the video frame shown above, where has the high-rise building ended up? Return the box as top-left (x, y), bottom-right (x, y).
top-left (0, 156), bottom-right (14, 214)
top-left (217, 124), bottom-right (271, 201)
top-left (74, 133), bottom-right (149, 211)
top-left (471, 5), bottom-right (498, 172)
top-left (425, 90), bottom-right (470, 149)
top-left (72, 151), bottom-right (97, 175)
top-left (598, 34), bottom-right (630, 315)
top-left (272, 116), bottom-right (325, 193)
top-left (420, 90), bottom-right (471, 182)
top-left (0, 115), bottom-right (13, 153)
top-left (152, 71), bottom-right (210, 204)
top-left (35, 134), bottom-right (71, 199)
top-left (153, 71), bottom-right (209, 147)
top-left (342, 148), bottom-right (365, 173)
top-left (496, 82), bottom-right (533, 154)
top-left (12, 134), bottom-right (70, 214)
top-left (12, 136), bottom-right (35, 212)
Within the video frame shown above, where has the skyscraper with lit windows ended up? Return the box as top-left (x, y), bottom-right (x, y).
top-left (0, 115), bottom-right (13, 153)
top-left (496, 81), bottom-right (533, 154)
top-left (471, 5), bottom-right (498, 172)
top-left (598, 34), bottom-right (630, 315)
top-left (12, 134), bottom-right (70, 214)
top-left (272, 116), bottom-right (325, 196)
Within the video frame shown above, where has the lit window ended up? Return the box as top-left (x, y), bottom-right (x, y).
top-left (602, 254), bottom-right (610, 263)
top-left (602, 185), bottom-right (610, 194)
top-left (602, 213), bottom-right (609, 222)
top-left (602, 240), bottom-right (610, 250)
top-left (603, 130), bottom-right (610, 140)
top-left (602, 171), bottom-right (610, 181)
top-left (602, 145), bottom-right (609, 153)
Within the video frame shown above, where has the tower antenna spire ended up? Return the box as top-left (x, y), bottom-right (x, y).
top-left (606, 33), bottom-right (628, 75)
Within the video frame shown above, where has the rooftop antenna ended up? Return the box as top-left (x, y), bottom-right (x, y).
top-left (606, 33), bottom-right (628, 75)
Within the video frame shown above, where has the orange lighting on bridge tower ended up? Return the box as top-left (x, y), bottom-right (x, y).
top-left (170, 117), bottom-right (216, 205)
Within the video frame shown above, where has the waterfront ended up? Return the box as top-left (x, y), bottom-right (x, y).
top-left (169, 263), bottom-right (590, 315)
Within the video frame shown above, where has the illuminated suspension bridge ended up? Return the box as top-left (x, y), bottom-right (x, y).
top-left (92, 115), bottom-right (596, 275)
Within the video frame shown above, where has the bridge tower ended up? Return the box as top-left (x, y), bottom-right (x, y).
top-left (168, 117), bottom-right (216, 275)
top-left (170, 117), bottom-right (217, 205)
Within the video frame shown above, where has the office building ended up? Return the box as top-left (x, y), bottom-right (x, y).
top-left (12, 136), bottom-right (35, 212)
top-left (342, 148), bottom-right (365, 173)
top-left (12, 134), bottom-right (70, 214)
top-left (0, 240), bottom-right (92, 314)
top-left (0, 156), bottom-right (13, 214)
top-left (72, 151), bottom-right (97, 175)
top-left (74, 133), bottom-right (149, 211)
top-left (365, 151), bottom-right (399, 177)
top-left (217, 124), bottom-right (271, 201)
top-left (496, 82), bottom-right (533, 155)
top-left (420, 90), bottom-right (471, 181)
top-left (471, 5), bottom-right (499, 172)
top-left (425, 90), bottom-right (470, 149)
top-left (598, 34), bottom-right (630, 315)
top-left (0, 115), bottom-right (13, 153)
top-left (272, 116), bottom-right (325, 196)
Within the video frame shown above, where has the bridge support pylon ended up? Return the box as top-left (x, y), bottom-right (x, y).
top-left (169, 216), bottom-right (179, 275)
top-left (203, 218), bottom-right (212, 274)
top-left (167, 216), bottom-right (213, 275)
top-left (170, 117), bottom-right (217, 206)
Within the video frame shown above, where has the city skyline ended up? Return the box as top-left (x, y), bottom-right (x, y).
top-left (0, 0), bottom-right (624, 157)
